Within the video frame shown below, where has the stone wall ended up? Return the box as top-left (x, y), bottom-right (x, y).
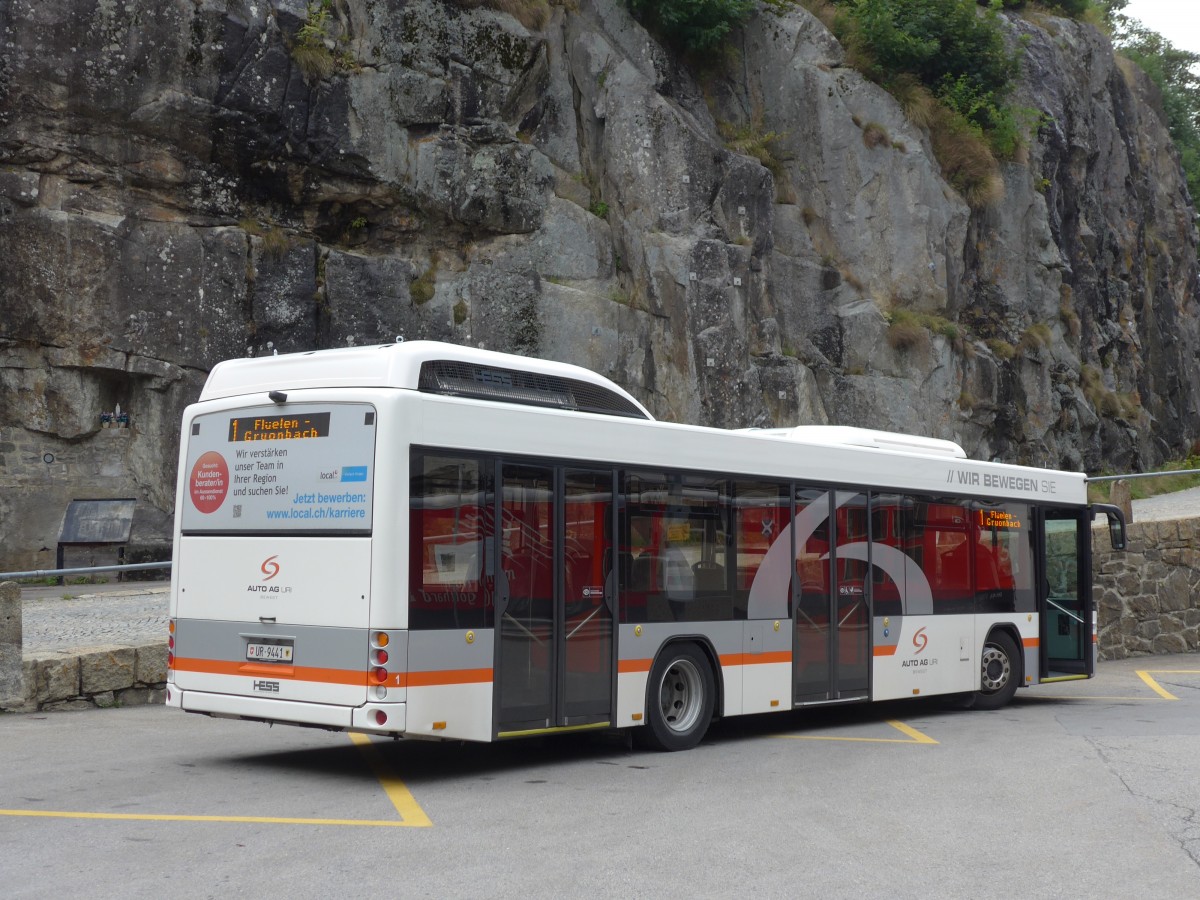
top-left (0, 581), bottom-right (22, 707)
top-left (18, 643), bottom-right (167, 712)
top-left (1095, 517), bottom-right (1200, 660)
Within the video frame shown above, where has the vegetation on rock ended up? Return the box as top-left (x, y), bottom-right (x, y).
top-left (623, 0), bottom-right (757, 51)
top-left (447, 0), bottom-right (556, 31)
top-left (1105, 2), bottom-right (1200, 208)
top-left (819, 0), bottom-right (1028, 209)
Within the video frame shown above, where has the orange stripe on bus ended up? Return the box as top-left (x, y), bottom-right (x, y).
top-left (619, 653), bottom-right (793, 674)
top-left (172, 658), bottom-right (494, 688)
top-left (873, 646), bottom-right (897, 657)
top-left (751, 651), bottom-right (792, 665)
top-left (173, 657), bottom-right (369, 686)
top-left (718, 652), bottom-right (792, 667)
top-left (1022, 637), bottom-right (1040, 648)
top-left (405, 668), bottom-right (493, 687)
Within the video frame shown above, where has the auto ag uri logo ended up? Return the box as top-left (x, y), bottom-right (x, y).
top-left (912, 626), bottom-right (929, 654)
top-left (261, 555), bottom-right (281, 581)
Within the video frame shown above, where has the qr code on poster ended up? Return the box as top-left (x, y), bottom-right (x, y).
top-left (233, 504), bottom-right (242, 518)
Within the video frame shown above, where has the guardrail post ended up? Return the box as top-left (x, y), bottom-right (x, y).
top-left (0, 581), bottom-right (23, 709)
top-left (1109, 479), bottom-right (1133, 524)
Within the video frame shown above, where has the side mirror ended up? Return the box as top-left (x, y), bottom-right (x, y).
top-left (1090, 503), bottom-right (1127, 551)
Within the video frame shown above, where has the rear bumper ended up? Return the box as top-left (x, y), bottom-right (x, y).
top-left (168, 687), bottom-right (406, 734)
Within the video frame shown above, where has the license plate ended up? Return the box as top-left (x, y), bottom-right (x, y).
top-left (246, 642), bottom-right (294, 662)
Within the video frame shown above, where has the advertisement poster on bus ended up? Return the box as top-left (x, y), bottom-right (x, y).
top-left (180, 402), bottom-right (377, 533)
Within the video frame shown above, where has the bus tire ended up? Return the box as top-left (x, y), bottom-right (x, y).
top-left (638, 642), bottom-right (715, 752)
top-left (973, 630), bottom-right (1021, 710)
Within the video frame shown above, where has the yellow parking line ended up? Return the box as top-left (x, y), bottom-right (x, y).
top-left (0, 809), bottom-right (408, 826)
top-left (1023, 695), bottom-right (1157, 702)
top-left (0, 734), bottom-right (432, 828)
top-left (776, 719), bottom-right (937, 745)
top-left (1136, 669), bottom-right (1199, 701)
top-left (885, 719), bottom-right (939, 744)
top-left (348, 733), bottom-right (432, 827)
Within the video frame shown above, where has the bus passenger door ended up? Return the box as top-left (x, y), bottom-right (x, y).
top-left (494, 465), bottom-right (614, 736)
top-left (793, 489), bottom-right (870, 704)
top-left (560, 470), bottom-right (615, 725)
top-left (1039, 509), bottom-right (1093, 678)
top-left (495, 464), bottom-right (556, 732)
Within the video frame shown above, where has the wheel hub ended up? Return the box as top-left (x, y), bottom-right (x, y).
top-left (658, 658), bottom-right (703, 733)
top-left (980, 645), bottom-right (1011, 692)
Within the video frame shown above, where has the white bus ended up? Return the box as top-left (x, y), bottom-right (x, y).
top-left (166, 340), bottom-right (1125, 750)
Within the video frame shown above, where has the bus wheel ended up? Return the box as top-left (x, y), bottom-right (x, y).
top-left (973, 631), bottom-right (1020, 710)
top-left (639, 643), bottom-right (715, 752)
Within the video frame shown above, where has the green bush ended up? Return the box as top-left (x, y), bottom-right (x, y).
top-left (1110, 16), bottom-right (1200, 209)
top-left (840, 0), bottom-right (1020, 145)
top-left (990, 0), bottom-right (1095, 15)
top-left (623, 0), bottom-right (757, 51)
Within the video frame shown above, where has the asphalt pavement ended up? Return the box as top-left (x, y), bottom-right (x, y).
top-left (3, 655), bottom-right (1200, 897)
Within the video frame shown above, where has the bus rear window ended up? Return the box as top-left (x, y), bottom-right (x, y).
top-left (180, 402), bottom-right (376, 534)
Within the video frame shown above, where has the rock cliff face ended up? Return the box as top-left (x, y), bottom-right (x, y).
top-left (1, 0), bottom-right (1198, 568)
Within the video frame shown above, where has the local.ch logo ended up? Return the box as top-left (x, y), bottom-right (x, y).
top-left (261, 555), bottom-right (281, 581)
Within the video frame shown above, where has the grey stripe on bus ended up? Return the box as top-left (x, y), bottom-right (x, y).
top-left (175, 619), bottom-right (381, 670)
top-left (408, 628), bottom-right (495, 671)
top-left (616, 621), bottom-right (743, 659)
top-left (176, 620), bottom-right (502, 674)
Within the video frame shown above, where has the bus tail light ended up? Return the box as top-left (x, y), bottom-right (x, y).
top-left (373, 710), bottom-right (388, 726)
top-left (372, 667), bottom-right (388, 684)
top-left (374, 649), bottom-right (389, 665)
top-left (373, 631), bottom-right (389, 648)
top-left (168, 620), bottom-right (176, 669)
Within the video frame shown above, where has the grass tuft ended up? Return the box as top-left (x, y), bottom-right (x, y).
top-left (717, 116), bottom-right (786, 176)
top-left (1019, 322), bottom-right (1053, 353)
top-left (861, 121), bottom-right (891, 149)
top-left (928, 105), bottom-right (1005, 209)
top-left (986, 338), bottom-right (1016, 361)
top-left (462, 0), bottom-right (552, 30)
top-left (410, 252), bottom-right (440, 305)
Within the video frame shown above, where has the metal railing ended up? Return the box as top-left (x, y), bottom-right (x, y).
top-left (1087, 469), bottom-right (1200, 483)
top-left (0, 561), bottom-right (171, 582)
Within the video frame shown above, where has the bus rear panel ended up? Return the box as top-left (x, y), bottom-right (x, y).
top-left (167, 400), bottom-right (402, 733)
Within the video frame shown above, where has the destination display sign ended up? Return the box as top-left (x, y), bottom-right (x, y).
top-left (228, 412), bottom-right (330, 442)
top-left (181, 402), bottom-right (376, 533)
top-left (978, 508), bottom-right (1022, 530)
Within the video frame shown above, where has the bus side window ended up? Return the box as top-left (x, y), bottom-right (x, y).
top-left (409, 453), bottom-right (494, 630)
top-left (622, 472), bottom-right (737, 623)
top-left (974, 503), bottom-right (1034, 613)
top-left (869, 493), bottom-right (906, 617)
top-left (920, 501), bottom-right (971, 614)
